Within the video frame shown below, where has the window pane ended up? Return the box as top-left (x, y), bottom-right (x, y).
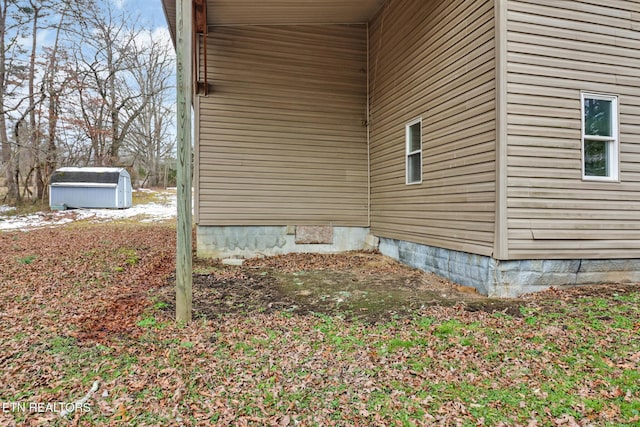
top-left (584, 98), bottom-right (612, 137)
top-left (407, 153), bottom-right (421, 183)
top-left (408, 123), bottom-right (421, 152)
top-left (584, 139), bottom-right (609, 177)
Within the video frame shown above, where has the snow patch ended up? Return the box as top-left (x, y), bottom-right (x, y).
top-left (0, 190), bottom-right (177, 231)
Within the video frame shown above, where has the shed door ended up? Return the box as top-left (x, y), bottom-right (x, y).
top-left (117, 178), bottom-right (124, 208)
top-left (124, 177), bottom-right (130, 207)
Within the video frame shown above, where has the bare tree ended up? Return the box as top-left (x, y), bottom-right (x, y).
top-left (70, 2), bottom-right (156, 167)
top-left (36, 0), bottom-right (79, 198)
top-left (19, 0), bottom-right (46, 200)
top-left (0, 0), bottom-right (81, 202)
top-left (124, 30), bottom-right (175, 187)
top-left (0, 0), bottom-right (176, 202)
top-left (0, 0), bottom-right (26, 202)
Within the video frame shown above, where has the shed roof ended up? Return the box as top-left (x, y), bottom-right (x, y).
top-left (50, 167), bottom-right (128, 185)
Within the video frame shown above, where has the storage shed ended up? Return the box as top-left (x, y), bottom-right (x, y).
top-left (49, 167), bottom-right (132, 210)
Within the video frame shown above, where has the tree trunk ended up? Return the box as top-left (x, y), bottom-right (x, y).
top-left (0, 0), bottom-right (17, 201)
top-left (0, 118), bottom-right (17, 201)
top-left (35, 164), bottom-right (44, 200)
top-left (29, 4), bottom-right (40, 200)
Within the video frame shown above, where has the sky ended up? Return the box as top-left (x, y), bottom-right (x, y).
top-left (117, 0), bottom-right (170, 32)
top-left (9, 0), bottom-right (173, 116)
top-left (25, 0), bottom-right (173, 54)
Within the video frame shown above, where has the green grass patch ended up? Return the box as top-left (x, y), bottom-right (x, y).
top-left (433, 319), bottom-right (467, 338)
top-left (118, 248), bottom-right (140, 266)
top-left (17, 254), bottom-right (37, 265)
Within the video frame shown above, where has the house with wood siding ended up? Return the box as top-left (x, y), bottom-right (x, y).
top-left (162, 0), bottom-right (640, 296)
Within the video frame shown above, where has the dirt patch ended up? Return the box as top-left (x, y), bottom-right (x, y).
top-left (160, 251), bottom-right (640, 323)
top-left (160, 252), bottom-right (530, 323)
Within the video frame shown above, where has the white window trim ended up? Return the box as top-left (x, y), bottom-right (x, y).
top-left (406, 117), bottom-right (422, 185)
top-left (581, 92), bottom-right (619, 182)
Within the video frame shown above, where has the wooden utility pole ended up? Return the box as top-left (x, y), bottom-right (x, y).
top-left (175, 0), bottom-right (193, 323)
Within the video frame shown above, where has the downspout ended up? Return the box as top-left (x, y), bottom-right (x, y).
top-left (493, 0), bottom-right (508, 261)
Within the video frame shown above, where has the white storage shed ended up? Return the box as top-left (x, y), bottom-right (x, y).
top-left (49, 167), bottom-right (132, 210)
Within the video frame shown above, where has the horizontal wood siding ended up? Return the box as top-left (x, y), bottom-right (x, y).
top-left (368, 0), bottom-right (496, 256)
top-left (506, 0), bottom-right (640, 259)
top-left (198, 25), bottom-right (368, 226)
top-left (208, 0), bottom-right (385, 25)
top-left (163, 0), bottom-right (385, 33)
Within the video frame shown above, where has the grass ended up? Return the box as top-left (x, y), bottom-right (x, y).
top-left (17, 254), bottom-right (37, 265)
top-left (131, 188), bottom-right (174, 206)
top-left (118, 248), bottom-right (140, 266)
top-left (38, 293), bottom-right (634, 426)
top-left (0, 187), bottom-right (172, 218)
top-left (192, 296), bottom-right (634, 424)
top-left (1, 223), bottom-right (639, 425)
top-left (0, 199), bottom-right (48, 217)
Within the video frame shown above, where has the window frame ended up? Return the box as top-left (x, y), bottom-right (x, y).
top-left (405, 117), bottom-right (423, 185)
top-left (581, 92), bottom-right (619, 182)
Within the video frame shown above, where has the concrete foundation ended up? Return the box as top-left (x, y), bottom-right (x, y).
top-left (197, 226), bottom-right (370, 259)
top-left (379, 237), bottom-right (640, 297)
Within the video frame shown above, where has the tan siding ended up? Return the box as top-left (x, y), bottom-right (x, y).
top-left (194, 98), bottom-right (201, 223)
top-left (506, 0), bottom-right (640, 259)
top-left (369, 0), bottom-right (496, 256)
top-left (198, 25), bottom-right (368, 226)
top-left (162, 0), bottom-right (386, 36)
top-left (208, 0), bottom-right (384, 25)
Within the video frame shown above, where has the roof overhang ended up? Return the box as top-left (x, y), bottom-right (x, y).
top-left (162, 0), bottom-right (386, 41)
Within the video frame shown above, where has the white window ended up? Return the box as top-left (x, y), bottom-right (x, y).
top-left (581, 92), bottom-right (619, 181)
top-left (406, 118), bottom-right (422, 184)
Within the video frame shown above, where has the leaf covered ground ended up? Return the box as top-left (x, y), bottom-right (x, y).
top-left (0, 223), bottom-right (639, 426)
